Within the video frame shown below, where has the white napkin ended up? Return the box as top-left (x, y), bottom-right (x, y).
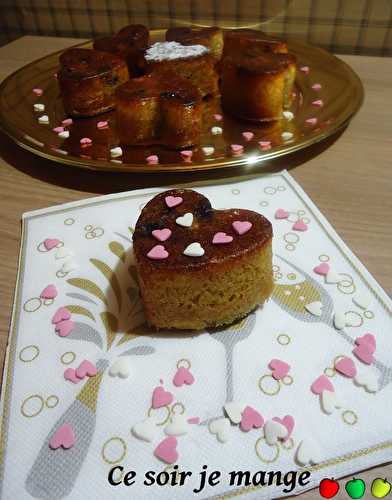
top-left (1, 171), bottom-right (391, 500)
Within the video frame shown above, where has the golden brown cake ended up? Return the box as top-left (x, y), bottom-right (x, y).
top-left (115, 71), bottom-right (202, 149)
top-left (166, 26), bottom-right (224, 61)
top-left (93, 24), bottom-right (149, 76)
top-left (223, 28), bottom-right (288, 59)
top-left (141, 41), bottom-right (219, 97)
top-left (133, 189), bottom-right (273, 330)
top-left (221, 52), bottom-right (296, 121)
top-left (58, 48), bottom-right (129, 117)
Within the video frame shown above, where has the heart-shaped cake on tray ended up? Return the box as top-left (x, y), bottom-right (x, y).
top-left (133, 189), bottom-right (273, 330)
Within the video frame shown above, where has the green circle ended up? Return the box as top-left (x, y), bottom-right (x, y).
top-left (102, 437), bottom-right (127, 465)
top-left (46, 395), bottom-right (59, 408)
top-left (19, 345), bottom-right (40, 362)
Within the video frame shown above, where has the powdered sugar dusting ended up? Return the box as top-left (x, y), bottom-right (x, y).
top-left (145, 41), bottom-right (209, 62)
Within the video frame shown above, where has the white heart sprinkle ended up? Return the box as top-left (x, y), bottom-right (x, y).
top-left (183, 242), bottom-right (204, 257)
top-left (55, 247), bottom-right (74, 260)
top-left (264, 419), bottom-right (288, 445)
top-left (295, 439), bottom-right (323, 466)
top-left (224, 402), bottom-right (245, 424)
top-left (132, 417), bottom-right (159, 442)
top-left (211, 126), bottom-right (223, 135)
top-left (33, 103), bottom-right (45, 112)
top-left (38, 115), bottom-right (49, 124)
top-left (281, 131), bottom-right (293, 141)
top-left (333, 311), bottom-right (346, 330)
top-left (325, 270), bottom-right (341, 284)
top-left (209, 418), bottom-right (231, 443)
top-left (176, 212), bottom-right (193, 227)
top-left (110, 146), bottom-right (123, 158)
top-left (354, 370), bottom-right (378, 393)
top-left (353, 292), bottom-right (371, 310)
top-left (61, 259), bottom-right (78, 273)
top-left (164, 414), bottom-right (190, 437)
top-left (304, 301), bottom-right (323, 317)
top-left (109, 358), bottom-right (131, 378)
top-left (282, 110), bottom-right (294, 121)
top-left (58, 130), bottom-right (70, 139)
top-left (320, 389), bottom-right (341, 414)
top-left (202, 146), bottom-right (215, 156)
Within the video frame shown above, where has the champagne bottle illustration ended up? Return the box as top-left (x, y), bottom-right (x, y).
top-left (25, 241), bottom-right (154, 499)
top-left (25, 359), bottom-right (108, 499)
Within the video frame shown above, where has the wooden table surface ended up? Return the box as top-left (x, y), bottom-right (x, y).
top-left (0, 36), bottom-right (391, 499)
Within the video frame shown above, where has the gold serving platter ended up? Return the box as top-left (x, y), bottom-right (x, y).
top-left (0, 29), bottom-right (363, 173)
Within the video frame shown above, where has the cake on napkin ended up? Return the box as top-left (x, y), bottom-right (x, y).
top-left (133, 189), bottom-right (273, 329)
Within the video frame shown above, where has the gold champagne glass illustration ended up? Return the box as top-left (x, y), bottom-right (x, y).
top-left (272, 254), bottom-right (392, 390)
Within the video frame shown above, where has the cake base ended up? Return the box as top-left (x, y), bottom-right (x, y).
top-left (137, 240), bottom-right (273, 330)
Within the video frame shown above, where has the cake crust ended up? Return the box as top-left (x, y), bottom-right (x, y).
top-left (115, 72), bottom-right (203, 148)
top-left (166, 26), bottom-right (223, 60)
top-left (221, 52), bottom-right (297, 121)
top-left (58, 48), bottom-right (129, 117)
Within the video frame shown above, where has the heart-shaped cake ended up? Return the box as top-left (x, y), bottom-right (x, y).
top-left (133, 189), bottom-right (273, 330)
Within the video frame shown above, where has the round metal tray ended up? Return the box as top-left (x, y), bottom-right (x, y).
top-left (0, 30), bottom-right (363, 173)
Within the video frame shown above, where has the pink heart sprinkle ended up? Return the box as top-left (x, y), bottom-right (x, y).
top-left (53, 126), bottom-right (64, 133)
top-left (240, 406), bottom-right (264, 432)
top-left (231, 144), bottom-right (243, 154)
top-left (154, 436), bottom-right (178, 464)
top-left (312, 83), bottom-right (322, 91)
top-left (152, 386), bottom-right (174, 409)
top-left (259, 140), bottom-right (272, 151)
top-left (43, 238), bottom-right (61, 250)
top-left (242, 131), bottom-right (254, 141)
top-left (40, 284), bottom-right (58, 300)
top-left (173, 367), bottom-right (195, 387)
top-left (335, 356), bottom-right (357, 378)
top-left (305, 117), bottom-right (318, 125)
top-left (55, 320), bottom-right (74, 338)
top-left (300, 66), bottom-right (310, 74)
top-left (146, 155), bottom-right (159, 164)
top-left (152, 228), bottom-right (172, 242)
top-left (97, 120), bottom-right (108, 129)
top-left (64, 368), bottom-right (80, 384)
top-left (292, 219), bottom-right (308, 231)
top-left (269, 358), bottom-right (290, 380)
top-left (62, 118), bottom-right (73, 126)
top-left (212, 232), bottom-right (233, 244)
top-left (49, 423), bottom-right (75, 450)
top-left (313, 262), bottom-right (330, 276)
top-left (165, 195), bottom-right (183, 208)
top-left (213, 113), bottom-right (222, 121)
top-left (259, 140), bottom-right (271, 148)
top-left (312, 99), bottom-right (323, 107)
top-left (272, 415), bottom-right (295, 441)
top-left (180, 150), bottom-right (193, 161)
top-left (355, 333), bottom-right (376, 351)
top-left (187, 417), bottom-right (200, 424)
top-left (274, 208), bottom-right (289, 219)
top-left (75, 360), bottom-right (97, 379)
top-left (232, 220), bottom-right (252, 235)
top-left (80, 137), bottom-right (92, 146)
top-left (147, 244), bottom-right (169, 260)
top-left (52, 307), bottom-right (71, 324)
top-left (311, 374), bottom-right (334, 395)
top-left (33, 88), bottom-right (43, 96)
top-left (353, 345), bottom-right (374, 365)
